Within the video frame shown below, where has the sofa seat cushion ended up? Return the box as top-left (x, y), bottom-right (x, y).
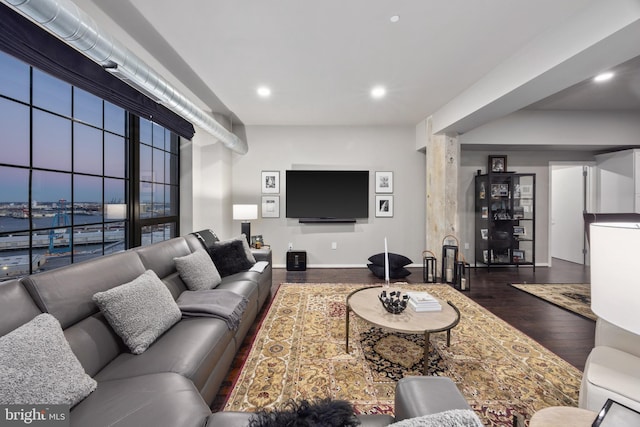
top-left (94, 317), bottom-right (234, 393)
top-left (216, 279), bottom-right (260, 311)
top-left (221, 268), bottom-right (271, 304)
top-left (584, 346), bottom-right (640, 404)
top-left (221, 270), bottom-right (262, 286)
top-left (72, 373), bottom-right (211, 427)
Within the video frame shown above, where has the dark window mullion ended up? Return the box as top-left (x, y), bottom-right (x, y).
top-left (28, 66), bottom-right (34, 274)
top-left (70, 86), bottom-right (75, 264)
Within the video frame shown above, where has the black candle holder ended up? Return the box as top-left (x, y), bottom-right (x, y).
top-left (379, 290), bottom-right (409, 314)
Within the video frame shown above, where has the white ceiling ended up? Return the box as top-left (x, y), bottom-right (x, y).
top-left (87, 0), bottom-right (639, 130)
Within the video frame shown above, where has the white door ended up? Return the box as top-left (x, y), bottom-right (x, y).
top-left (551, 164), bottom-right (593, 265)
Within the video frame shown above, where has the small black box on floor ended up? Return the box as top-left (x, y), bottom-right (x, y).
top-left (287, 251), bottom-right (307, 271)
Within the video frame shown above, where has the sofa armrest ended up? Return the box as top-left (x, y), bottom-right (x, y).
top-left (251, 248), bottom-right (272, 264)
top-left (394, 377), bottom-right (471, 421)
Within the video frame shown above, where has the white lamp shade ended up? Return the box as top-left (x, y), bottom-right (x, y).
top-left (233, 204), bottom-right (258, 221)
top-left (105, 204), bottom-right (127, 220)
top-left (590, 222), bottom-right (640, 335)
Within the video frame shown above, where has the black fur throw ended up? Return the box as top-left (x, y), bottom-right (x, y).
top-left (248, 398), bottom-right (360, 427)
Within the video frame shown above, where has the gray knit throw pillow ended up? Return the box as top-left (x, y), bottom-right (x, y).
top-left (175, 248), bottom-right (222, 290)
top-left (93, 270), bottom-right (181, 354)
top-left (0, 313), bottom-right (97, 406)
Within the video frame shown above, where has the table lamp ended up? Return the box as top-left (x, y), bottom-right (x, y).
top-left (590, 222), bottom-right (640, 335)
top-left (233, 204), bottom-right (258, 244)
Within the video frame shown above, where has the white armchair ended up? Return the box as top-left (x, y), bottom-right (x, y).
top-left (579, 318), bottom-right (640, 412)
top-left (580, 223), bottom-right (640, 413)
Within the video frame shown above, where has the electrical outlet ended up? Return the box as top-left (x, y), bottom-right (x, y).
top-left (331, 242), bottom-right (337, 250)
top-left (464, 242), bottom-right (469, 249)
top-left (288, 242), bottom-right (293, 251)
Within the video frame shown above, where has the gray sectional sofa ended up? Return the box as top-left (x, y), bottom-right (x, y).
top-left (0, 230), bottom-right (476, 427)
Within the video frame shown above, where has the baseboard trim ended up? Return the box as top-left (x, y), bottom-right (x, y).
top-left (273, 263), bottom-right (424, 269)
top-left (273, 263), bottom-right (550, 269)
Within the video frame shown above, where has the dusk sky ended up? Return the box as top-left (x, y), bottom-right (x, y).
top-left (0, 51), bottom-right (176, 213)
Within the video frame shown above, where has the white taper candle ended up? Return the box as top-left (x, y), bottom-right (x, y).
top-left (384, 237), bottom-right (390, 284)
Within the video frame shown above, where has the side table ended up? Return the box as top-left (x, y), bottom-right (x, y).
top-left (528, 407), bottom-right (597, 427)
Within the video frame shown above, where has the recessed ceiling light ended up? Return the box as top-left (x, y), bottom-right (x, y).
top-left (370, 85), bottom-right (387, 99)
top-left (257, 86), bottom-right (271, 98)
top-left (594, 72), bottom-right (614, 82)
top-left (390, 15), bottom-right (400, 23)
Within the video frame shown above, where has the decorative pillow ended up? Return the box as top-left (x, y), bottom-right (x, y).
top-left (93, 270), bottom-right (181, 354)
top-left (0, 313), bottom-right (97, 406)
top-left (367, 263), bottom-right (411, 279)
top-left (249, 398), bottom-right (360, 427)
top-left (368, 252), bottom-right (412, 269)
top-left (387, 409), bottom-right (483, 427)
top-left (174, 248), bottom-right (222, 290)
top-left (216, 235), bottom-right (257, 264)
top-left (208, 239), bottom-right (256, 277)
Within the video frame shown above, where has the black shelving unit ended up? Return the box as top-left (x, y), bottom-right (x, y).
top-left (475, 172), bottom-right (535, 270)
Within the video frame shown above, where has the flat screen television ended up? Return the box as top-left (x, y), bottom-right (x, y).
top-left (286, 170), bottom-right (369, 222)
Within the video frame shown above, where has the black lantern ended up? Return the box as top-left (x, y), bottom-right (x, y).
top-left (422, 250), bottom-right (437, 283)
top-left (441, 235), bottom-right (459, 285)
top-left (454, 256), bottom-right (471, 291)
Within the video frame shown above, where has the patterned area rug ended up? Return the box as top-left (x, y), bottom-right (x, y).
top-left (511, 283), bottom-right (595, 321)
top-left (224, 283), bottom-right (582, 426)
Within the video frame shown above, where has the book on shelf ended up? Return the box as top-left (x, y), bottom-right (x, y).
top-left (405, 292), bottom-right (442, 312)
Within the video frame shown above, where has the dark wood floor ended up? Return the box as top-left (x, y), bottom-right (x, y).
top-left (211, 258), bottom-right (593, 410)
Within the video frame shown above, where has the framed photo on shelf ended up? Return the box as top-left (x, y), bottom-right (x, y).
top-left (513, 249), bottom-right (525, 262)
top-left (491, 183), bottom-right (509, 198)
top-left (481, 206), bottom-right (488, 218)
top-left (513, 206), bottom-right (525, 219)
top-left (250, 235), bottom-right (264, 248)
top-left (519, 184), bottom-right (533, 198)
top-left (261, 171), bottom-right (280, 194)
top-left (480, 229), bottom-right (488, 240)
top-left (261, 195), bottom-right (280, 218)
top-left (375, 171), bottom-right (393, 193)
top-left (488, 155), bottom-right (507, 173)
top-left (513, 226), bottom-right (526, 236)
top-left (375, 195), bottom-right (393, 217)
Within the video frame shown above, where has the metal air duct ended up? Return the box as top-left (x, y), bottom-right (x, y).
top-left (3, 0), bottom-right (248, 154)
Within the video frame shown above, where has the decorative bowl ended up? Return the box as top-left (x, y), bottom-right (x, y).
top-left (379, 290), bottom-right (409, 314)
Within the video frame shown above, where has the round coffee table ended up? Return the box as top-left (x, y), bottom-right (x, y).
top-left (346, 286), bottom-right (460, 375)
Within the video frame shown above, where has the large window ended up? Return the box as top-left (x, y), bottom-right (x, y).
top-left (0, 51), bottom-right (179, 281)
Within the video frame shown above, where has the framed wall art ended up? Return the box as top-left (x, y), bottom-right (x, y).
top-left (261, 171), bottom-right (280, 193)
top-left (375, 171), bottom-right (393, 193)
top-left (261, 195), bottom-right (280, 218)
top-left (488, 155), bottom-right (507, 173)
top-left (375, 195), bottom-right (393, 217)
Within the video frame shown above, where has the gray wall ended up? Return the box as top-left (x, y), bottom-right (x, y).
top-left (231, 125), bottom-right (425, 267)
